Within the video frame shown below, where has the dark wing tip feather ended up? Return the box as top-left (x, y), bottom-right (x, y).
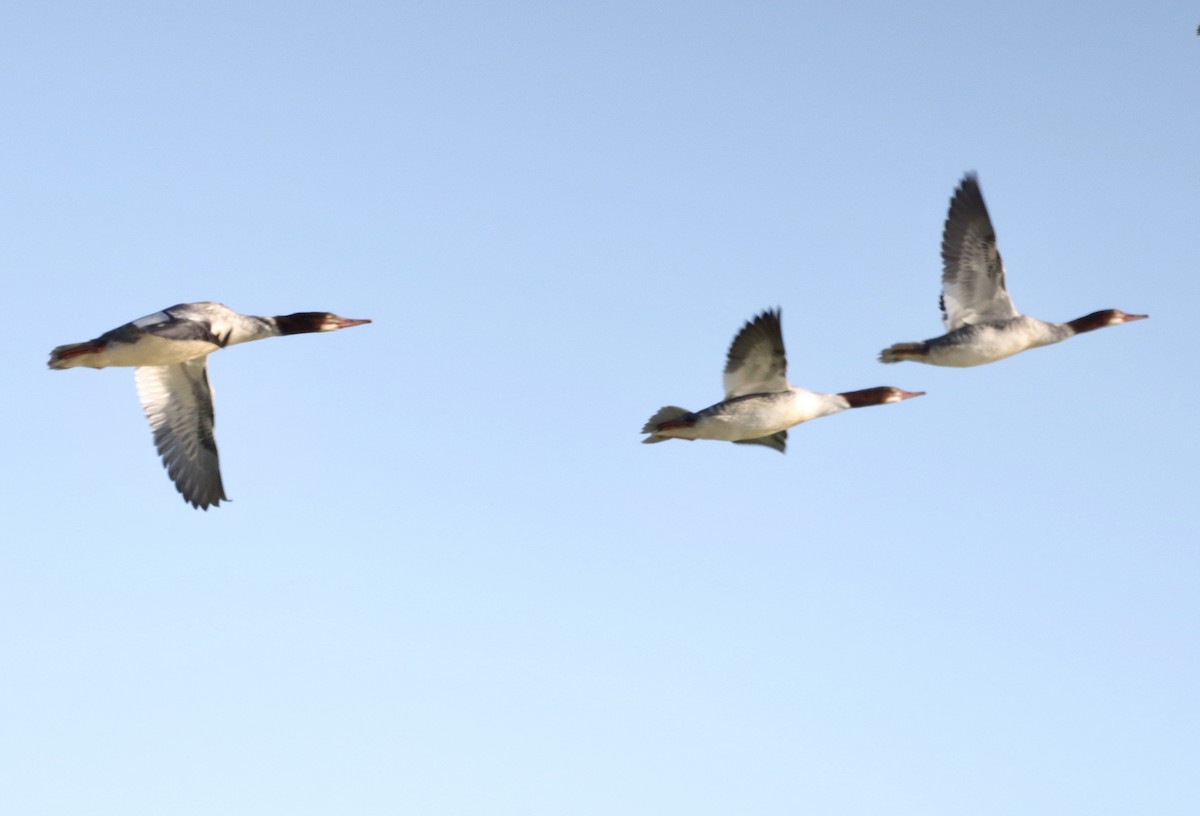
top-left (725, 307), bottom-right (785, 374)
top-left (941, 173), bottom-right (997, 278)
top-left (943, 175), bottom-right (990, 243)
top-left (153, 426), bottom-right (228, 509)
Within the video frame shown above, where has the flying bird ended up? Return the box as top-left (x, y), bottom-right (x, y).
top-left (49, 302), bottom-right (371, 509)
top-left (879, 174), bottom-right (1146, 366)
top-left (643, 308), bottom-right (924, 452)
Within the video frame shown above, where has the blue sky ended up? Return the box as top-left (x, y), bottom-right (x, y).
top-left (3, 2), bottom-right (1198, 813)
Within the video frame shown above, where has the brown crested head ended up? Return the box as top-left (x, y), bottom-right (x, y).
top-left (1066, 309), bottom-right (1148, 334)
top-left (838, 386), bottom-right (926, 408)
top-left (273, 312), bottom-right (372, 335)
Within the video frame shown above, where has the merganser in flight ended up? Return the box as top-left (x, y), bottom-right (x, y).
top-left (880, 174), bottom-right (1147, 367)
top-left (49, 302), bottom-right (371, 509)
top-left (642, 308), bottom-right (924, 452)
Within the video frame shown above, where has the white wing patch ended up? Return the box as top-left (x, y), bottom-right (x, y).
top-left (131, 311), bottom-right (173, 329)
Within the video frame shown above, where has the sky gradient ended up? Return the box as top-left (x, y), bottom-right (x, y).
top-left (4, 2), bottom-right (1198, 814)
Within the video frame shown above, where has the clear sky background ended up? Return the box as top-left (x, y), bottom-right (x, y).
top-left (3, 2), bottom-right (1197, 814)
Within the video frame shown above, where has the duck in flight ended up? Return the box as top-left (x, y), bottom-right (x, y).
top-left (49, 302), bottom-right (371, 509)
top-left (880, 174), bottom-right (1146, 367)
top-left (643, 308), bottom-right (924, 452)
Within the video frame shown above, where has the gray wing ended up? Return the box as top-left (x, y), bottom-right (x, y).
top-left (733, 430), bottom-right (788, 453)
top-left (723, 309), bottom-right (788, 398)
top-left (134, 360), bottom-right (228, 509)
top-left (102, 304), bottom-right (224, 346)
top-left (940, 174), bottom-right (1020, 330)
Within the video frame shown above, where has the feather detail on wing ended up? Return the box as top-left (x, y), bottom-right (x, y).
top-left (940, 174), bottom-right (1019, 330)
top-left (723, 308), bottom-right (789, 398)
top-left (134, 361), bottom-right (228, 509)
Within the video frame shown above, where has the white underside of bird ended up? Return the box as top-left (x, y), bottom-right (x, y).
top-left (49, 302), bottom-right (370, 509)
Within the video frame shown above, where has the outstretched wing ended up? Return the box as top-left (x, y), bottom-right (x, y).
top-left (940, 174), bottom-right (1019, 330)
top-left (723, 309), bottom-right (788, 398)
top-left (134, 360), bottom-right (228, 509)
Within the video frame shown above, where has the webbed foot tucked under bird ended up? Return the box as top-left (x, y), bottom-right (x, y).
top-left (49, 302), bottom-right (371, 509)
top-left (880, 174), bottom-right (1147, 367)
top-left (642, 308), bottom-right (924, 452)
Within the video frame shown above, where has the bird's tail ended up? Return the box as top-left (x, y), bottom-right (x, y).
top-left (48, 341), bottom-right (107, 369)
top-left (641, 406), bottom-right (694, 443)
top-left (878, 342), bottom-right (928, 364)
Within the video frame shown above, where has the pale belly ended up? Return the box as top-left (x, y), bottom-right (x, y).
top-left (928, 340), bottom-right (1031, 367)
top-left (929, 321), bottom-right (1057, 367)
top-left (693, 413), bottom-right (790, 441)
top-left (690, 391), bottom-right (840, 441)
top-left (88, 336), bottom-right (218, 368)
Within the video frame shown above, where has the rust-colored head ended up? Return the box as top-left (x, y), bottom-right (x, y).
top-left (839, 387), bottom-right (926, 408)
top-left (1067, 310), bottom-right (1148, 334)
top-left (274, 312), bottom-right (372, 334)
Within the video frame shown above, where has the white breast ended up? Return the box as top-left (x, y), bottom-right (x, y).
top-left (696, 389), bottom-right (848, 440)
